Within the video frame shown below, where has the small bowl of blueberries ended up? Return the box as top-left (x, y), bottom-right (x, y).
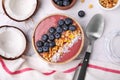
top-left (52, 0), bottom-right (77, 10)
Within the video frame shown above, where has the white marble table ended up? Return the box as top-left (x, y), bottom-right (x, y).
top-left (0, 0), bottom-right (120, 80)
top-left (1, 0), bottom-right (120, 63)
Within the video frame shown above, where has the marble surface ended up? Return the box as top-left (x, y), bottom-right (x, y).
top-left (0, 0), bottom-right (120, 66)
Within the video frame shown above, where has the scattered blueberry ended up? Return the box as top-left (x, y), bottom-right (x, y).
top-left (37, 47), bottom-right (43, 53)
top-left (48, 34), bottom-right (55, 41)
top-left (48, 27), bottom-right (56, 34)
top-left (43, 46), bottom-right (49, 52)
top-left (58, 19), bottom-right (65, 26)
top-left (65, 18), bottom-right (73, 25)
top-left (63, 1), bottom-right (70, 6)
top-left (55, 32), bottom-right (61, 39)
top-left (41, 34), bottom-right (48, 41)
top-left (78, 10), bottom-right (85, 17)
top-left (49, 41), bottom-right (56, 47)
top-left (62, 24), bottom-right (69, 31)
top-left (44, 42), bottom-right (50, 47)
top-left (56, 26), bottom-right (63, 33)
top-left (36, 40), bottom-right (43, 47)
top-left (69, 25), bottom-right (76, 31)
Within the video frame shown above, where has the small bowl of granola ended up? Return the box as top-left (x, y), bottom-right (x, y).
top-left (98, 0), bottom-right (120, 10)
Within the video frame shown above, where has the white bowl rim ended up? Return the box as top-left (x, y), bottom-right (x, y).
top-left (98, 0), bottom-right (120, 10)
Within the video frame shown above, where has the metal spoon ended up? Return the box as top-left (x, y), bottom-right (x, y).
top-left (77, 14), bottom-right (105, 80)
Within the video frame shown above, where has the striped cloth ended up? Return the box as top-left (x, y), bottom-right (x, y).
top-left (0, 53), bottom-right (120, 80)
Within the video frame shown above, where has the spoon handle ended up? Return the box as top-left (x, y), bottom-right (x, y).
top-left (77, 52), bottom-right (91, 80)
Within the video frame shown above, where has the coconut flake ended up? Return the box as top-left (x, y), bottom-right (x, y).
top-left (51, 35), bottom-right (81, 62)
top-left (0, 27), bottom-right (26, 59)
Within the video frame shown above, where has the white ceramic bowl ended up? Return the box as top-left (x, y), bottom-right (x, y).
top-left (98, 0), bottom-right (120, 10)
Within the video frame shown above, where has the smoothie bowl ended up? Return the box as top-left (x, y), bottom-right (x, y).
top-left (32, 14), bottom-right (84, 64)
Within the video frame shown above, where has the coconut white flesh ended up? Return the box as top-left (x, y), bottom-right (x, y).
top-left (4, 0), bottom-right (37, 21)
top-left (0, 27), bottom-right (26, 58)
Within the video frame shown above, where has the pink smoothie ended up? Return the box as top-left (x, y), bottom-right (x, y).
top-left (33, 14), bottom-right (83, 63)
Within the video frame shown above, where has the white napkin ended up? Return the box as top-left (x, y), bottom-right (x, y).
top-left (0, 54), bottom-right (82, 80)
top-left (0, 53), bottom-right (120, 80)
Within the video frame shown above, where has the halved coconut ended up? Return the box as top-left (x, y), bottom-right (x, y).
top-left (0, 26), bottom-right (26, 60)
top-left (2, 0), bottom-right (38, 21)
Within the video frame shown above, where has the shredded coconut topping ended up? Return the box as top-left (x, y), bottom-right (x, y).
top-left (51, 35), bottom-right (81, 62)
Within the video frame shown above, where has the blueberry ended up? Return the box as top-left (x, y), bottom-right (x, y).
top-left (56, 1), bottom-right (63, 6)
top-left (63, 1), bottom-right (70, 6)
top-left (69, 25), bottom-right (76, 31)
top-left (55, 32), bottom-right (61, 39)
top-left (44, 42), bottom-right (50, 47)
top-left (78, 10), bottom-right (85, 17)
top-left (65, 18), bottom-right (73, 25)
top-left (62, 24), bottom-right (69, 31)
top-left (43, 46), bottom-right (49, 52)
top-left (41, 34), bottom-right (48, 41)
top-left (48, 27), bottom-right (56, 34)
top-left (49, 41), bottom-right (56, 47)
top-left (64, 0), bottom-right (70, 1)
top-left (58, 19), bottom-right (65, 26)
top-left (54, 0), bottom-right (60, 3)
top-left (48, 34), bottom-right (55, 41)
top-left (36, 40), bottom-right (43, 47)
top-left (56, 27), bottom-right (63, 33)
top-left (57, 25), bottom-right (61, 28)
top-left (37, 47), bottom-right (43, 53)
